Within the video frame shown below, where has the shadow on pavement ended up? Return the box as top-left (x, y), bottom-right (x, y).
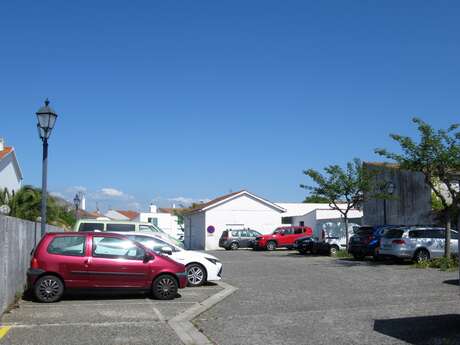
top-left (23, 288), bottom-right (183, 302)
top-left (443, 279), bottom-right (459, 286)
top-left (335, 257), bottom-right (412, 267)
top-left (373, 314), bottom-right (460, 344)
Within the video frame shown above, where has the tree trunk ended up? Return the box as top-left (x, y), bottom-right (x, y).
top-left (444, 217), bottom-right (451, 258)
top-left (344, 216), bottom-right (349, 250)
top-left (457, 213), bottom-right (460, 282)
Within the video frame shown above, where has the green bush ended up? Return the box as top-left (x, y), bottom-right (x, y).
top-left (414, 255), bottom-right (459, 271)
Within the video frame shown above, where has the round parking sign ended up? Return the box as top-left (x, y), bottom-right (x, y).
top-left (207, 225), bottom-right (215, 234)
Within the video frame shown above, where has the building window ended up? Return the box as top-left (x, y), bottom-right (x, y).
top-left (148, 217), bottom-right (158, 226)
top-left (299, 221), bottom-right (305, 227)
top-left (282, 217), bottom-right (292, 224)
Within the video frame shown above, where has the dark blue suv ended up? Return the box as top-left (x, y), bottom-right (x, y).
top-left (348, 225), bottom-right (398, 260)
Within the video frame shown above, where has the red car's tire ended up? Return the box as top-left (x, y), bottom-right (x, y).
top-left (34, 275), bottom-right (64, 303)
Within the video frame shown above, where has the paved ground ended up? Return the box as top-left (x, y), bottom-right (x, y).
top-left (195, 250), bottom-right (460, 345)
top-left (0, 284), bottom-right (222, 345)
top-left (1, 251), bottom-right (459, 345)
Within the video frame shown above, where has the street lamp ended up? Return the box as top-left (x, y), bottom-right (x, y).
top-left (73, 193), bottom-right (81, 221)
top-left (382, 181), bottom-right (395, 225)
top-left (36, 99), bottom-right (58, 236)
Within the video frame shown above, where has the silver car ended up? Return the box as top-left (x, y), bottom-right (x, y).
top-left (380, 227), bottom-right (459, 262)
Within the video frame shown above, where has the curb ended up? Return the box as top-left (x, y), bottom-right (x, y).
top-left (168, 281), bottom-right (237, 345)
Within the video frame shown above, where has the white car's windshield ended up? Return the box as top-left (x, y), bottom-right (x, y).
top-left (127, 235), bottom-right (182, 253)
top-left (139, 224), bottom-right (184, 248)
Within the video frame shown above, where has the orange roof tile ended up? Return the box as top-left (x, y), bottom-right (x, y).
top-left (0, 147), bottom-right (13, 160)
top-left (187, 190), bottom-right (244, 213)
top-left (115, 210), bottom-right (139, 220)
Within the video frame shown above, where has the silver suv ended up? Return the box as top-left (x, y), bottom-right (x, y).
top-left (379, 226), bottom-right (459, 262)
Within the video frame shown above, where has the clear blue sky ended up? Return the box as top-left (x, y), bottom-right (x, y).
top-left (1, 1), bottom-right (459, 211)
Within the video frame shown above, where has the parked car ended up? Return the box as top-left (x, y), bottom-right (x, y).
top-left (28, 232), bottom-right (187, 303)
top-left (322, 223), bottom-right (361, 255)
top-left (116, 232), bottom-right (223, 287)
top-left (293, 237), bottom-right (331, 255)
top-left (219, 229), bottom-right (262, 250)
top-left (379, 226), bottom-right (459, 262)
top-left (74, 219), bottom-right (184, 248)
top-left (348, 225), bottom-right (397, 260)
top-left (253, 226), bottom-right (313, 251)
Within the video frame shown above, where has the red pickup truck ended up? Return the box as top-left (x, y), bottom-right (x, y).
top-left (253, 226), bottom-right (313, 251)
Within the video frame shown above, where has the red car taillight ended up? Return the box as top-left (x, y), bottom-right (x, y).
top-left (392, 239), bottom-right (405, 245)
top-left (31, 257), bottom-right (39, 269)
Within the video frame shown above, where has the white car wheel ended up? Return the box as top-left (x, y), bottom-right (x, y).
top-left (186, 264), bottom-right (206, 287)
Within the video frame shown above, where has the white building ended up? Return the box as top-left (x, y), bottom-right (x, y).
top-left (0, 138), bottom-right (22, 194)
top-left (183, 190), bottom-right (286, 250)
top-left (290, 207), bottom-right (363, 240)
top-left (133, 204), bottom-right (182, 239)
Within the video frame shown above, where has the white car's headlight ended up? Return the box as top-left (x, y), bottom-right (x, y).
top-left (205, 257), bottom-right (220, 265)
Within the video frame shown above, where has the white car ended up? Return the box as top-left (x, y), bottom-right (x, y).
top-left (114, 232), bottom-right (223, 287)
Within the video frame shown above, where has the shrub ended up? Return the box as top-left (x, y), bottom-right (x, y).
top-left (414, 255), bottom-right (459, 271)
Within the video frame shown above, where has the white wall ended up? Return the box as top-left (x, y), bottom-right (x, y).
top-left (203, 194), bottom-right (283, 250)
top-left (136, 212), bottom-right (180, 238)
top-left (0, 155), bottom-right (21, 193)
top-left (184, 212), bottom-right (206, 250)
top-left (292, 208), bottom-right (363, 239)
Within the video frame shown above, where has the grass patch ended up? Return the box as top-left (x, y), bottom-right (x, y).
top-left (335, 250), bottom-right (353, 259)
top-left (414, 255), bottom-right (459, 271)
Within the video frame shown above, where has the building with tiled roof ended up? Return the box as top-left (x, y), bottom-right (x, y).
top-left (0, 138), bottom-right (23, 193)
top-left (183, 190), bottom-right (286, 250)
top-left (105, 209), bottom-right (140, 221)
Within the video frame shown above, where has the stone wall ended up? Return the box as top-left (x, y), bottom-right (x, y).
top-left (0, 215), bottom-right (63, 315)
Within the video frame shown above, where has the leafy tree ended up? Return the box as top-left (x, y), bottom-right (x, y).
top-left (375, 118), bottom-right (460, 257)
top-left (5, 185), bottom-right (76, 229)
top-left (303, 194), bottom-right (331, 203)
top-left (0, 188), bottom-right (12, 205)
top-left (301, 158), bottom-right (374, 248)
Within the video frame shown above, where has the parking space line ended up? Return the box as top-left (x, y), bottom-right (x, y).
top-left (0, 326), bottom-right (11, 340)
top-left (145, 298), bottom-right (165, 322)
top-left (1, 321), bottom-right (160, 329)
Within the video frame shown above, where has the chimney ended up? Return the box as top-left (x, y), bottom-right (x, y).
top-left (80, 194), bottom-right (86, 211)
top-left (149, 203), bottom-right (157, 213)
top-left (0, 138), bottom-right (4, 151)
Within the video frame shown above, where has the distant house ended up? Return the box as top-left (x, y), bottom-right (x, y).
top-left (132, 204), bottom-right (182, 239)
top-left (105, 209), bottom-right (140, 221)
top-left (278, 202), bottom-right (363, 241)
top-left (77, 209), bottom-right (104, 220)
top-left (0, 138), bottom-right (23, 193)
top-left (183, 190), bottom-right (286, 250)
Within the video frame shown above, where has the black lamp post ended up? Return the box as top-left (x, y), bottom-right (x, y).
top-left (73, 193), bottom-right (81, 221)
top-left (382, 181), bottom-right (395, 225)
top-left (36, 99), bottom-right (58, 236)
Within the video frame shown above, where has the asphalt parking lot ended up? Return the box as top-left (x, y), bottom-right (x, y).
top-left (196, 250), bottom-right (460, 345)
top-left (0, 284), bottom-right (222, 345)
top-left (1, 250), bottom-right (459, 345)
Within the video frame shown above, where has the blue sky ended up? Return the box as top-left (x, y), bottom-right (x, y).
top-left (1, 1), bottom-right (460, 211)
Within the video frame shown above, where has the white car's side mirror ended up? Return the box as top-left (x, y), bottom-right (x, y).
top-left (160, 246), bottom-right (173, 255)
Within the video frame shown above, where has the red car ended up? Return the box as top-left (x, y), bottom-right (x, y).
top-left (253, 226), bottom-right (313, 251)
top-left (28, 232), bottom-right (187, 303)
